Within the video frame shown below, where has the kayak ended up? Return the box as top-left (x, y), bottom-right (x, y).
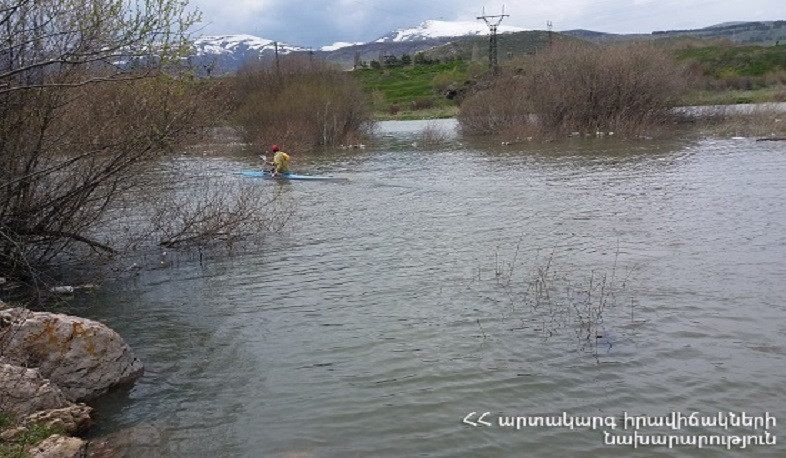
top-left (234, 170), bottom-right (348, 182)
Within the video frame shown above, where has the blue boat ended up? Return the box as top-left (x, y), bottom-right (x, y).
top-left (234, 170), bottom-right (348, 182)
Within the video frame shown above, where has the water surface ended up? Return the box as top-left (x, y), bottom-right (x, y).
top-left (78, 120), bottom-right (785, 457)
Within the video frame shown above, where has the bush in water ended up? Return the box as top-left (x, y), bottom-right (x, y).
top-left (233, 57), bottom-right (373, 150)
top-left (458, 42), bottom-right (688, 138)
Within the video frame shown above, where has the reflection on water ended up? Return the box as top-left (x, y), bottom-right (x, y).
top-left (77, 122), bottom-right (786, 457)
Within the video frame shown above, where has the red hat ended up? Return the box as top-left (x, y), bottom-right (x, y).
top-left (271, 144), bottom-right (279, 152)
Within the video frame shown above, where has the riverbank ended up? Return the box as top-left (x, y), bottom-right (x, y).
top-left (374, 87), bottom-right (786, 121)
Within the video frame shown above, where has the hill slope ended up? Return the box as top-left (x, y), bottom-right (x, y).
top-left (423, 30), bottom-right (584, 62)
top-left (188, 20), bottom-right (786, 74)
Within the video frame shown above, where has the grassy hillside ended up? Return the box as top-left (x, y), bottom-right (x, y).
top-left (675, 43), bottom-right (786, 102)
top-left (423, 30), bottom-right (580, 62)
top-left (351, 31), bottom-right (581, 118)
top-left (352, 37), bottom-right (786, 119)
top-left (353, 62), bottom-right (466, 104)
top-left (676, 43), bottom-right (786, 77)
top-left (352, 61), bottom-right (473, 119)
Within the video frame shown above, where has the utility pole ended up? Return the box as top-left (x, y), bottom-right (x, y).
top-left (274, 41), bottom-right (280, 73)
top-left (477, 5), bottom-right (509, 73)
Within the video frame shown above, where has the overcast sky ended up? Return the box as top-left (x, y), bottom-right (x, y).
top-left (189, 0), bottom-right (786, 46)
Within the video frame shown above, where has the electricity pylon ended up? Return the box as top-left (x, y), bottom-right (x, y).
top-left (477, 6), bottom-right (510, 73)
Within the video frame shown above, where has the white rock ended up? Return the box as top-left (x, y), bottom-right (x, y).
top-left (0, 363), bottom-right (71, 417)
top-left (29, 434), bottom-right (87, 458)
top-left (0, 308), bottom-right (144, 401)
top-left (25, 404), bottom-right (93, 434)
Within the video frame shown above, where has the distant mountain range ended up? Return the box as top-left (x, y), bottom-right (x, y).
top-left (562, 20), bottom-right (786, 44)
top-left (189, 19), bottom-right (786, 74)
top-left (189, 34), bottom-right (306, 74)
top-left (373, 20), bottom-right (524, 43)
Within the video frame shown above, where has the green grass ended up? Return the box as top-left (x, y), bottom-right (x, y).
top-left (676, 44), bottom-right (786, 77)
top-left (351, 31), bottom-right (574, 117)
top-left (353, 61), bottom-right (468, 104)
top-left (682, 86), bottom-right (786, 106)
top-left (0, 414), bottom-right (66, 458)
top-left (373, 105), bottom-right (459, 121)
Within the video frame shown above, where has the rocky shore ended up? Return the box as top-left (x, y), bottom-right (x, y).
top-left (0, 302), bottom-right (147, 457)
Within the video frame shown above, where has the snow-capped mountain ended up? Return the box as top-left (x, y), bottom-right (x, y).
top-left (320, 41), bottom-right (366, 52)
top-left (187, 19), bottom-right (776, 74)
top-left (311, 20), bottom-right (528, 51)
top-left (188, 20), bottom-right (528, 73)
top-left (193, 34), bottom-right (305, 55)
top-left (189, 34), bottom-right (306, 73)
top-left (375, 20), bottom-right (526, 43)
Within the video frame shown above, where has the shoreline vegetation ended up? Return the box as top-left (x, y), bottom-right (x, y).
top-left (371, 89), bottom-right (785, 122)
top-left (355, 41), bottom-right (786, 128)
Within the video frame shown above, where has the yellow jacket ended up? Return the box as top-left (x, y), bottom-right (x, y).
top-left (272, 151), bottom-right (290, 173)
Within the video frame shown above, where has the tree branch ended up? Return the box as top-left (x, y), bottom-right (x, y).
top-left (10, 227), bottom-right (115, 254)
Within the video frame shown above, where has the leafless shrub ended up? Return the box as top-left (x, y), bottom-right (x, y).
top-left (415, 121), bottom-right (451, 147)
top-left (0, 0), bottom-right (248, 293)
top-left (151, 182), bottom-right (292, 251)
top-left (232, 57), bottom-right (373, 151)
top-left (692, 104), bottom-right (786, 137)
top-left (471, 243), bottom-right (637, 358)
top-left (459, 43), bottom-right (688, 139)
top-left (764, 70), bottom-right (786, 87)
top-left (411, 98), bottom-right (434, 110)
top-left (0, 75), bottom-right (214, 284)
top-left (772, 90), bottom-right (786, 102)
top-left (707, 75), bottom-right (766, 91)
top-left (457, 74), bottom-right (532, 135)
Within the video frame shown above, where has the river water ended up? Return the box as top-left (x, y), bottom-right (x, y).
top-left (76, 120), bottom-right (785, 457)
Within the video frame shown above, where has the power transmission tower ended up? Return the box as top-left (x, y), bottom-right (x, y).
top-left (274, 41), bottom-right (280, 73)
top-left (547, 20), bottom-right (553, 48)
top-left (477, 6), bottom-right (509, 73)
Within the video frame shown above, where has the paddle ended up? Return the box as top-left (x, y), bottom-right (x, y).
top-left (259, 155), bottom-right (275, 173)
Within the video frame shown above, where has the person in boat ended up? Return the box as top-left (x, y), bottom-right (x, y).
top-left (264, 144), bottom-right (291, 177)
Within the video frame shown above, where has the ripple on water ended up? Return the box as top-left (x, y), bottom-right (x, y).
top-left (80, 132), bottom-right (786, 457)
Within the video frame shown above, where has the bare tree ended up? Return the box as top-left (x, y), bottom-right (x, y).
top-left (0, 0), bottom-right (223, 287)
top-left (0, 0), bottom-right (198, 92)
top-left (233, 57), bottom-right (373, 150)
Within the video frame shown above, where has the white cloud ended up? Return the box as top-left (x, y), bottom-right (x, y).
top-left (188, 0), bottom-right (786, 45)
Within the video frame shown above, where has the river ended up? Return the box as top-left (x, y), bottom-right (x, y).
top-left (75, 119), bottom-right (785, 457)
